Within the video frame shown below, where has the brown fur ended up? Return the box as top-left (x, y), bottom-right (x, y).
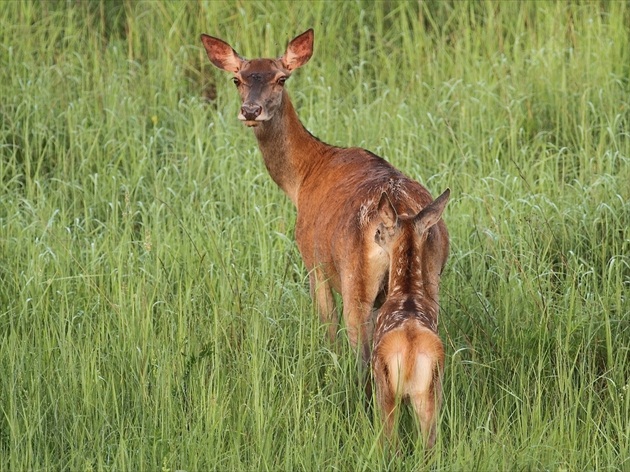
top-left (372, 190), bottom-right (450, 449)
top-left (201, 30), bottom-right (449, 363)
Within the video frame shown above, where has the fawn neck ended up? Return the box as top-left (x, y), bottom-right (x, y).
top-left (386, 233), bottom-right (439, 318)
top-left (252, 90), bottom-right (327, 206)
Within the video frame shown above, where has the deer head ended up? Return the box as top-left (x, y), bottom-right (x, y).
top-left (375, 189), bottom-right (450, 300)
top-left (200, 29), bottom-right (314, 127)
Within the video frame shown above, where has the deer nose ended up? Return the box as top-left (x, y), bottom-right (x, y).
top-left (240, 103), bottom-right (262, 121)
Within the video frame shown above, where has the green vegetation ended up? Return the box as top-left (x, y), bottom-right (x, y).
top-left (1, 1), bottom-right (628, 470)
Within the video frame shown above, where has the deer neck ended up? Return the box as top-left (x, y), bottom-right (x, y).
top-left (252, 90), bottom-right (325, 207)
top-left (378, 258), bottom-right (439, 335)
top-left (248, 91), bottom-right (318, 206)
top-left (386, 244), bottom-right (439, 314)
top-left (384, 269), bottom-right (439, 330)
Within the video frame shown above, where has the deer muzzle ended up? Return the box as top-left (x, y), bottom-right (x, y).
top-left (239, 103), bottom-right (263, 126)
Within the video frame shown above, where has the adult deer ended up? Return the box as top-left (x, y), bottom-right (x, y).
top-left (200, 29), bottom-right (449, 363)
top-left (371, 189), bottom-right (450, 449)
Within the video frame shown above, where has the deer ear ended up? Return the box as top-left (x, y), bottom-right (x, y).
top-left (414, 188), bottom-right (450, 234)
top-left (281, 29), bottom-right (314, 71)
top-left (377, 192), bottom-right (398, 229)
top-left (200, 34), bottom-right (243, 73)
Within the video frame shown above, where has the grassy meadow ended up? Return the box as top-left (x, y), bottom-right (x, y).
top-left (1, 0), bottom-right (629, 470)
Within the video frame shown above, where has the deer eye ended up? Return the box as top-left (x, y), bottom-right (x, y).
top-left (277, 76), bottom-right (287, 86)
top-left (232, 77), bottom-right (241, 86)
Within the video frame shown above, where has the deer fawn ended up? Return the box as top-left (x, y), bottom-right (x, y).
top-left (200, 29), bottom-right (449, 363)
top-left (372, 189), bottom-right (450, 449)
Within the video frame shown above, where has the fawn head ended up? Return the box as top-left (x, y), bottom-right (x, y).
top-left (375, 189), bottom-right (450, 298)
top-left (200, 29), bottom-right (314, 127)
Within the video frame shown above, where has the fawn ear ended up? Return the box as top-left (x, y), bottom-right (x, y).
top-left (281, 29), bottom-right (314, 71)
top-left (377, 192), bottom-right (398, 229)
top-left (200, 34), bottom-right (243, 73)
top-left (414, 188), bottom-right (450, 234)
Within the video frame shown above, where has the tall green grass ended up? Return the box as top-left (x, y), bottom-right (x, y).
top-left (1, 1), bottom-right (628, 470)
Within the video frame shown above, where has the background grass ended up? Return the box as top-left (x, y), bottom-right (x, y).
top-left (1, 0), bottom-right (628, 470)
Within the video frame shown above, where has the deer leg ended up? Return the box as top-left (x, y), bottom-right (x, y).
top-left (373, 360), bottom-right (397, 446)
top-left (341, 297), bottom-right (373, 363)
top-left (309, 267), bottom-right (338, 342)
top-left (340, 267), bottom-right (385, 364)
top-left (409, 392), bottom-right (437, 449)
top-left (409, 368), bottom-right (442, 449)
